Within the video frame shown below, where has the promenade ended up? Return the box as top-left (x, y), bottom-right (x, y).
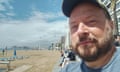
top-left (52, 57), bottom-right (62, 72)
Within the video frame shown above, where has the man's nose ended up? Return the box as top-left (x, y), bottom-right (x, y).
top-left (77, 23), bottom-right (89, 36)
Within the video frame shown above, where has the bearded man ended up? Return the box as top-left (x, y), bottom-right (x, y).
top-left (61, 0), bottom-right (120, 72)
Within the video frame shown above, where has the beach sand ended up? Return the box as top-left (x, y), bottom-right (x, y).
top-left (0, 50), bottom-right (60, 72)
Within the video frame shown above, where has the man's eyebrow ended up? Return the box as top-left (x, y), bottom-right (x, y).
top-left (84, 15), bottom-right (97, 19)
top-left (70, 16), bottom-right (96, 23)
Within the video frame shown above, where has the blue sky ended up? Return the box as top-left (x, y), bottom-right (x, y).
top-left (0, 0), bottom-right (68, 48)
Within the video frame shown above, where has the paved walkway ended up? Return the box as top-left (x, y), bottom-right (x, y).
top-left (52, 57), bottom-right (63, 72)
top-left (0, 68), bottom-right (7, 72)
top-left (10, 65), bottom-right (32, 72)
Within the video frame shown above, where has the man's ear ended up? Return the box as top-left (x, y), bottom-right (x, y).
top-left (110, 21), bottom-right (115, 30)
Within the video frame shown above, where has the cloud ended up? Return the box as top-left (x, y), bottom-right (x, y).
top-left (0, 0), bottom-right (13, 10)
top-left (0, 13), bottom-right (6, 18)
top-left (6, 12), bottom-right (15, 16)
top-left (0, 0), bottom-right (15, 18)
top-left (0, 10), bottom-right (68, 48)
top-left (29, 10), bottom-right (64, 21)
top-left (0, 4), bottom-right (6, 11)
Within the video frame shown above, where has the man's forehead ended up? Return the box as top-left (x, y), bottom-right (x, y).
top-left (70, 15), bottom-right (97, 22)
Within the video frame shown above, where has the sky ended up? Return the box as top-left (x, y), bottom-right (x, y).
top-left (0, 0), bottom-right (68, 48)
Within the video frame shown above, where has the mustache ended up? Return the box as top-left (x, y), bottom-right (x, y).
top-left (76, 36), bottom-right (97, 47)
top-left (80, 37), bottom-right (96, 42)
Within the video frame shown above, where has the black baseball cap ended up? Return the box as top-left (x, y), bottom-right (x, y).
top-left (62, 0), bottom-right (110, 18)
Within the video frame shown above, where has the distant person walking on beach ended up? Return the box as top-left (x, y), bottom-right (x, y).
top-left (61, 0), bottom-right (120, 72)
top-left (2, 49), bottom-right (5, 56)
top-left (13, 48), bottom-right (17, 58)
top-left (5, 46), bottom-right (7, 56)
top-left (60, 50), bottom-right (64, 57)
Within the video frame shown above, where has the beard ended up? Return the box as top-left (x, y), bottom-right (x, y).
top-left (73, 27), bottom-right (114, 62)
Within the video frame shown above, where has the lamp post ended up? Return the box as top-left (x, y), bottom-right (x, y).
top-left (39, 37), bottom-right (42, 50)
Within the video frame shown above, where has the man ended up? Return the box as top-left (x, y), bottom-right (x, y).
top-left (61, 0), bottom-right (120, 72)
top-left (114, 35), bottom-right (120, 46)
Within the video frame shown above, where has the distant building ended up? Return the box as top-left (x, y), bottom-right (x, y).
top-left (61, 36), bottom-right (66, 50)
top-left (64, 31), bottom-right (71, 49)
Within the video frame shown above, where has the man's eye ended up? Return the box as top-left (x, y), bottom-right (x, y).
top-left (89, 20), bottom-right (97, 23)
top-left (88, 20), bottom-right (97, 25)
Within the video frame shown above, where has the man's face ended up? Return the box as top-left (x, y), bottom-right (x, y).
top-left (69, 3), bottom-right (114, 62)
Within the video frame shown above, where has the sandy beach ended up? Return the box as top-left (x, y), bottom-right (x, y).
top-left (0, 50), bottom-right (60, 72)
